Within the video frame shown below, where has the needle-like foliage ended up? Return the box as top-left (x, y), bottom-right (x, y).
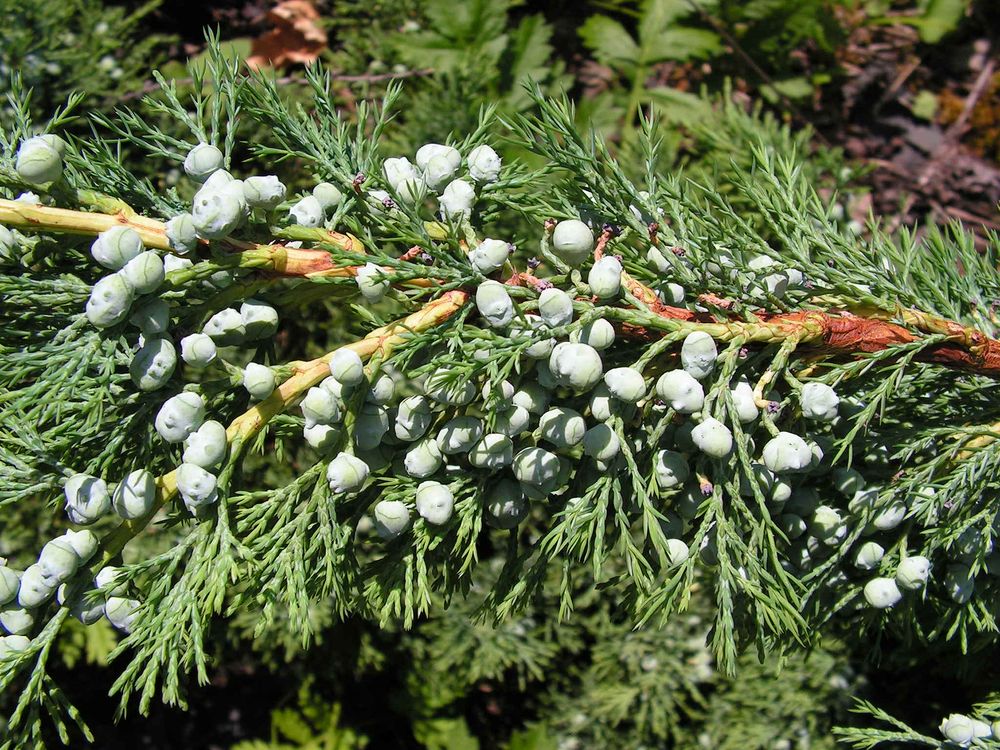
top-left (0, 39), bottom-right (998, 750)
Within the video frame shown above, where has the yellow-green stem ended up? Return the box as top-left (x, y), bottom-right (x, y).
top-left (96, 290), bottom-right (469, 564)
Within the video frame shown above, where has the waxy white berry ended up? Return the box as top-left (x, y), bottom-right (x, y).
top-left (854, 541), bottom-right (884, 571)
top-left (762, 432), bottom-right (812, 473)
top-left (832, 467), bottom-right (865, 497)
top-left (582, 423), bottom-right (620, 462)
top-left (895, 556), bottom-right (931, 590)
top-left (404, 438), bottom-right (442, 478)
top-left (243, 363), bottom-right (276, 400)
top-left (395, 396), bottom-right (434, 441)
top-left (439, 179), bottom-right (475, 220)
top-left (356, 263), bottom-right (389, 303)
top-left (0, 604), bottom-right (34, 635)
top-left (655, 370), bottom-right (704, 414)
top-left (467, 144), bottom-right (501, 183)
top-left (415, 143), bottom-right (460, 173)
top-left (327, 453), bottom-right (370, 493)
top-left (163, 253), bottom-right (193, 274)
top-left (654, 450), bottom-right (689, 489)
top-left (301, 387), bottom-right (340, 425)
top-left (289, 195), bottom-right (325, 227)
top-left (38, 539), bottom-right (80, 584)
top-left (538, 287), bottom-right (574, 328)
top-left (329, 349), bottom-right (365, 386)
top-left (800, 382), bottom-right (839, 421)
top-left (484, 479), bottom-right (528, 529)
top-left (476, 280), bottom-right (514, 328)
top-left (383, 157), bottom-right (418, 192)
top-left (92, 226), bottom-right (144, 270)
top-left (192, 180), bottom-right (246, 238)
top-left (242, 175), bottom-right (287, 208)
top-left (691, 417), bottom-right (733, 458)
top-left (154, 391), bottom-right (206, 443)
top-left (184, 143), bottom-right (224, 182)
top-left (61, 530), bottom-right (98, 562)
top-left (0, 567), bottom-right (19, 605)
top-left (304, 422), bottom-right (339, 450)
top-left (604, 367), bottom-right (646, 403)
top-left (730, 378), bottom-right (759, 423)
top-left (588, 256), bottom-right (622, 298)
top-left (105, 596), bottom-right (140, 633)
top-left (512, 447), bottom-right (560, 491)
top-left (549, 342), bottom-right (603, 391)
top-left (436, 416), bottom-right (484, 455)
top-left (945, 564), bottom-right (974, 604)
top-left (313, 182), bottom-right (344, 210)
top-left (415, 481), bottom-right (455, 525)
top-left (16, 135), bottom-right (64, 184)
top-left (374, 500), bottom-right (411, 539)
top-left (539, 407), bottom-right (586, 448)
top-left (165, 213), bottom-right (198, 254)
top-left (203, 308), bottom-right (246, 345)
top-left (680, 331), bottom-right (717, 380)
top-left (240, 299), bottom-right (279, 339)
top-left (551, 220), bottom-right (594, 266)
top-left (180, 333), bottom-right (217, 369)
top-left (470, 238), bottom-right (510, 274)
top-left (176, 463), bottom-right (218, 512)
top-left (64, 474), bottom-right (111, 525)
top-left (665, 539), bottom-right (689, 566)
top-left (129, 333), bottom-right (176, 391)
top-left (572, 318), bottom-right (615, 350)
top-left (468, 434), bottom-right (514, 469)
top-left (355, 404), bottom-right (390, 451)
top-left (86, 274), bottom-right (134, 328)
top-left (120, 251), bottom-right (165, 295)
top-left (112, 469), bottom-right (156, 519)
top-left (863, 577), bottom-right (902, 609)
top-left (182, 421), bottom-right (228, 469)
top-left (0, 634), bottom-right (32, 657)
top-left (494, 405), bottom-right (531, 437)
top-left (129, 297), bottom-right (170, 335)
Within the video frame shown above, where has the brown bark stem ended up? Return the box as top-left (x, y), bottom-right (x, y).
top-left (0, 197), bottom-right (440, 287)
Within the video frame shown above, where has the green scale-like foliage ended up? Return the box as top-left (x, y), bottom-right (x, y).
top-left (0, 39), bottom-right (998, 750)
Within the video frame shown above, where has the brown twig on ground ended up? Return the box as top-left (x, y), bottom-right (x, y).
top-left (944, 52), bottom-right (997, 141)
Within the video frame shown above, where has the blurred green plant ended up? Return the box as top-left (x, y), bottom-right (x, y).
top-left (868, 0), bottom-right (971, 43)
top-left (579, 0), bottom-right (720, 134)
top-left (388, 0), bottom-right (571, 143)
top-left (0, 0), bottom-right (170, 129)
top-left (232, 678), bottom-right (369, 750)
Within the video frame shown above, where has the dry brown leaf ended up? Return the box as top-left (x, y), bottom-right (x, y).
top-left (246, 0), bottom-right (327, 69)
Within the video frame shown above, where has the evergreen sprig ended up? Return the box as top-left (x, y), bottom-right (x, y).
top-left (1, 40), bottom-right (998, 749)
